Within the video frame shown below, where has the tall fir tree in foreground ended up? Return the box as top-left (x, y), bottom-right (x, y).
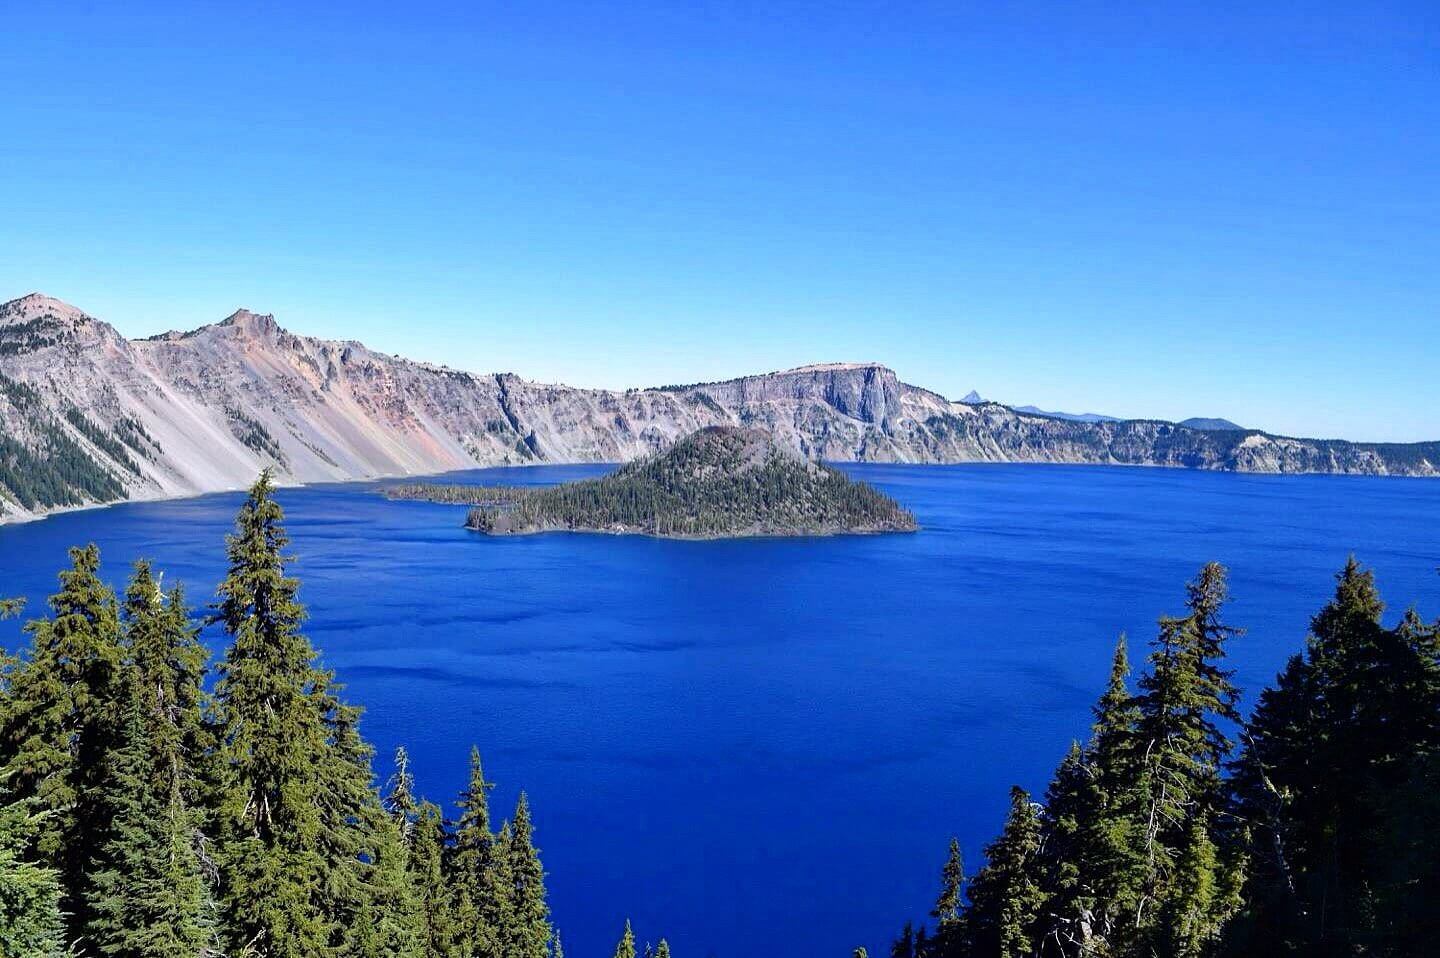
top-left (86, 676), bottom-right (217, 958)
top-left (613, 919), bottom-right (637, 958)
top-left (121, 561), bottom-right (212, 812)
top-left (0, 596), bottom-right (64, 957)
top-left (209, 471), bottom-right (378, 957)
top-left (963, 786), bottom-right (1044, 958)
top-left (409, 799), bottom-right (456, 956)
top-left (1230, 558), bottom-right (1440, 955)
top-left (0, 543), bottom-right (125, 943)
top-left (507, 791), bottom-right (553, 958)
top-left (1129, 563), bottom-right (1245, 955)
top-left (0, 767), bottom-right (64, 957)
top-left (450, 745), bottom-right (504, 956)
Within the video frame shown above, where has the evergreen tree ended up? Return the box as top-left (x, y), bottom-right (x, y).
top-left (350, 800), bottom-right (425, 958)
top-left (964, 786), bottom-right (1044, 958)
top-left (551, 928), bottom-right (565, 958)
top-left (1131, 564), bottom-right (1244, 949)
top-left (1033, 741), bottom-right (1094, 957)
top-left (507, 792), bottom-right (552, 958)
top-left (0, 543), bottom-right (124, 941)
top-left (932, 838), bottom-right (964, 926)
top-left (449, 745), bottom-right (500, 956)
top-left (484, 821), bottom-right (518, 956)
top-left (386, 745), bottom-right (420, 843)
top-left (86, 677), bottom-right (216, 958)
top-left (0, 597), bottom-right (63, 956)
top-left (1158, 815), bottom-right (1243, 958)
top-left (654, 939), bottom-right (671, 958)
top-left (409, 800), bottom-right (455, 957)
top-left (121, 562), bottom-right (211, 809)
top-left (927, 837), bottom-right (965, 956)
top-left (208, 472), bottom-right (372, 957)
top-left (1229, 559), bottom-right (1440, 954)
top-left (0, 771), bottom-right (64, 957)
top-left (1036, 636), bottom-right (1147, 957)
top-left (890, 921), bottom-right (915, 958)
top-left (1087, 634), bottom-right (1146, 911)
top-left (613, 919), bottom-right (636, 958)
top-left (320, 696), bottom-right (418, 957)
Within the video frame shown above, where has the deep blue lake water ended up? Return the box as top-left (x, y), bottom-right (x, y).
top-left (2, 464), bottom-right (1438, 957)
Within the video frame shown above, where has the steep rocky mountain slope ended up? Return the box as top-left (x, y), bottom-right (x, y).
top-left (1, 293), bottom-right (1436, 521)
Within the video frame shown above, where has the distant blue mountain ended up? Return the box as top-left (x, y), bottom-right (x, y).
top-left (1013, 405), bottom-right (1121, 424)
top-left (1180, 417), bottom-right (1246, 431)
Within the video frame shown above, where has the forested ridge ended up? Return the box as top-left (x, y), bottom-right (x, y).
top-left (387, 426), bottom-right (917, 538)
top-left (873, 561), bottom-right (1440, 958)
top-left (0, 473), bottom-right (667, 958)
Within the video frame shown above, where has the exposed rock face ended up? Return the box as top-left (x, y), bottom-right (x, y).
top-left (1, 293), bottom-right (1436, 521)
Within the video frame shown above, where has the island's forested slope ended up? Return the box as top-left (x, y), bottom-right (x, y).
top-left (390, 426), bottom-right (917, 537)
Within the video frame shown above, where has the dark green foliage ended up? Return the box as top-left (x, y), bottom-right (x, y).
top-left (408, 800), bottom-right (455, 957)
top-left (0, 316), bottom-right (61, 354)
top-left (209, 471), bottom-right (385, 956)
top-left (114, 415), bottom-right (162, 458)
top-left (507, 792), bottom-right (552, 958)
top-left (1128, 563), bottom-right (1245, 954)
top-left (223, 405), bottom-right (287, 464)
top-left (0, 543), bottom-right (125, 940)
top-left (121, 563), bottom-right (211, 811)
top-left (613, 920), bottom-right (636, 958)
top-left (0, 373), bottom-right (129, 509)
top-left (64, 405), bottom-right (142, 476)
top-left (449, 745), bottom-right (501, 955)
top-left (893, 560), bottom-right (1439, 958)
top-left (1228, 559), bottom-right (1440, 955)
top-left (391, 426), bottom-right (916, 537)
top-left (86, 678), bottom-right (216, 958)
top-left (0, 770), bottom-right (64, 957)
top-left (927, 838), bottom-right (964, 956)
top-left (0, 598), bottom-right (62, 955)
top-left (933, 837), bottom-right (965, 926)
top-left (964, 786), bottom-right (1044, 958)
top-left (891, 922), bottom-right (916, 958)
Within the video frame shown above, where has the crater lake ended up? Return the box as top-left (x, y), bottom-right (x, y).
top-left (2, 464), bottom-right (1437, 958)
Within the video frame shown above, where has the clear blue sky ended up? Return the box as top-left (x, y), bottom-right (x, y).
top-left (3, 2), bottom-right (1437, 440)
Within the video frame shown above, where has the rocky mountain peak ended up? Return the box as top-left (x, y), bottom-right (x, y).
top-left (217, 308), bottom-right (282, 338)
top-left (0, 292), bottom-right (93, 324)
